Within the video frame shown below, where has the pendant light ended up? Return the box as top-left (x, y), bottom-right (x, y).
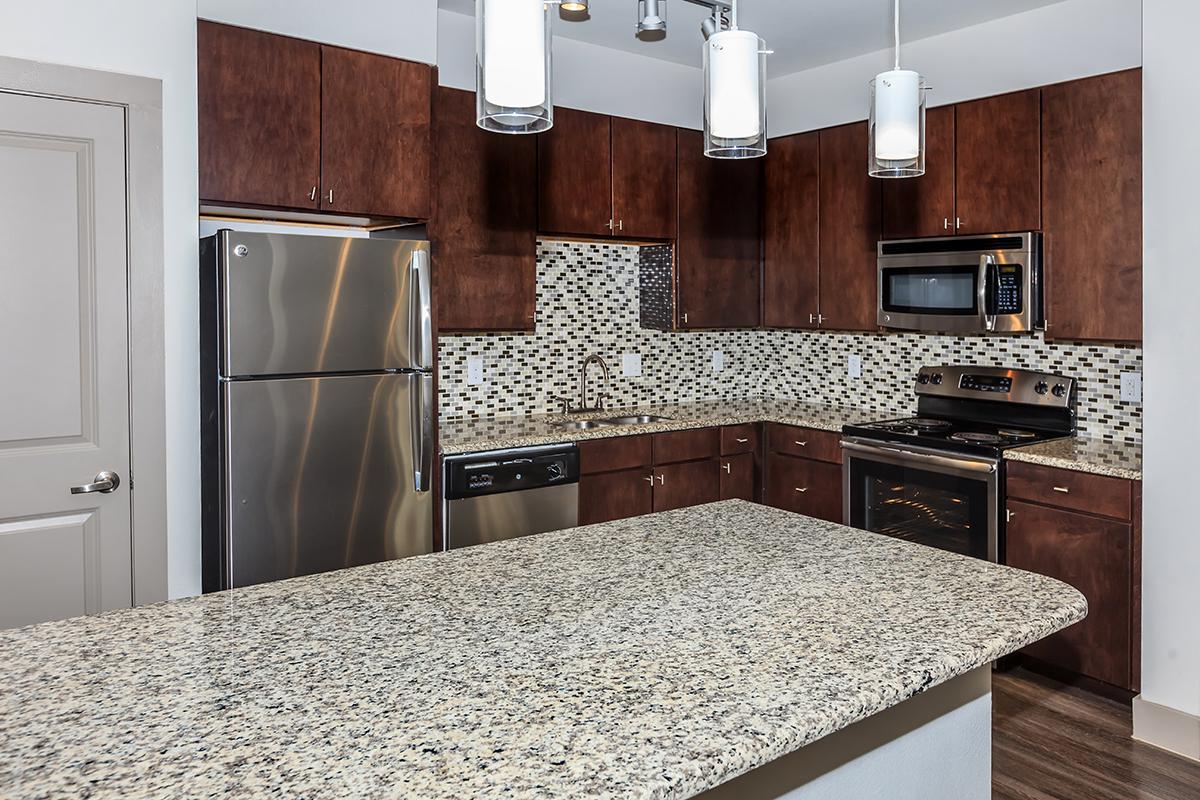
top-left (869, 0), bottom-right (926, 177)
top-left (476, 0), bottom-right (554, 134)
top-left (702, 0), bottom-right (768, 159)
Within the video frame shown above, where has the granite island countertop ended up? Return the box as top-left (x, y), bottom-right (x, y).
top-left (0, 501), bottom-right (1085, 799)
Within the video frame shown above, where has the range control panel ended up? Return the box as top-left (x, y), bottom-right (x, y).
top-left (444, 444), bottom-right (580, 500)
top-left (915, 365), bottom-right (1075, 408)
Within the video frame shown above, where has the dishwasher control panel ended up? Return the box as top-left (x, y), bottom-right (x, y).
top-left (444, 444), bottom-right (580, 500)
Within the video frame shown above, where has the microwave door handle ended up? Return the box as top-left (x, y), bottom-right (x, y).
top-left (979, 254), bottom-right (998, 332)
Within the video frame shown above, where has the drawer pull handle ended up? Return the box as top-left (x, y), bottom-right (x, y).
top-left (795, 441), bottom-right (808, 447)
top-left (795, 487), bottom-right (808, 493)
top-left (644, 475), bottom-right (654, 484)
top-left (736, 438), bottom-right (749, 443)
top-left (1052, 486), bottom-right (1070, 494)
top-left (723, 463), bottom-right (731, 474)
top-left (656, 474), bottom-right (665, 485)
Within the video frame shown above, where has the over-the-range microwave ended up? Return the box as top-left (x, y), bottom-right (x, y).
top-left (877, 232), bottom-right (1044, 334)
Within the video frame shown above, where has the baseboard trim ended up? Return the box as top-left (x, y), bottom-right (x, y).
top-left (1133, 695), bottom-right (1200, 762)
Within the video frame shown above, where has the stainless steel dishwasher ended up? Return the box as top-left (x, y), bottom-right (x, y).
top-left (443, 444), bottom-right (580, 551)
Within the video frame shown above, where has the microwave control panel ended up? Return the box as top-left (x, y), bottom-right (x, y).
top-left (995, 265), bottom-right (1023, 314)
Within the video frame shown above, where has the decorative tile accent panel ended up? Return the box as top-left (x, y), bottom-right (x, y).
top-left (438, 239), bottom-right (1143, 443)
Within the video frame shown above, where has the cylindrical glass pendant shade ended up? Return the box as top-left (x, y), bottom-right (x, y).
top-left (477, 0), bottom-right (553, 134)
top-left (869, 69), bottom-right (926, 177)
top-left (703, 30), bottom-right (767, 159)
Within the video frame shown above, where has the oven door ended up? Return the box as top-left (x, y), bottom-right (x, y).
top-left (841, 438), bottom-right (1000, 561)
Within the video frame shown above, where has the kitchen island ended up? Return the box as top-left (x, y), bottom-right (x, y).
top-left (0, 501), bottom-right (1085, 799)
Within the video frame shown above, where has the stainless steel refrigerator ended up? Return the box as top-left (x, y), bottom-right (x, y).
top-left (200, 230), bottom-right (434, 591)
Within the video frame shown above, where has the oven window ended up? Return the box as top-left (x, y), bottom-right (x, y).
top-left (847, 457), bottom-right (992, 560)
top-left (882, 266), bottom-right (978, 315)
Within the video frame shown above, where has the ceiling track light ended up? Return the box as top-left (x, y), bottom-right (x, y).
top-left (637, 0), bottom-right (667, 40)
top-left (869, 0), bottom-right (927, 177)
top-left (560, 0), bottom-right (588, 11)
top-left (476, 0), bottom-right (554, 135)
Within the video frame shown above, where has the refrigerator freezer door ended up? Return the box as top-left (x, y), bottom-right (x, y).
top-left (221, 373), bottom-right (433, 589)
top-left (218, 230), bottom-right (432, 376)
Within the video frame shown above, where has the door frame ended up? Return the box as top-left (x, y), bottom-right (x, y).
top-left (0, 56), bottom-right (168, 606)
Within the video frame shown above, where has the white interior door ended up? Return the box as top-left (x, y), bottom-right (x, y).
top-left (0, 91), bottom-right (132, 629)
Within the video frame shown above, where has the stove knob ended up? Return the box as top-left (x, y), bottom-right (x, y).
top-left (1034, 381), bottom-right (1050, 395)
top-left (917, 373), bottom-right (930, 385)
top-left (1051, 383), bottom-right (1068, 398)
top-left (930, 373), bottom-right (943, 385)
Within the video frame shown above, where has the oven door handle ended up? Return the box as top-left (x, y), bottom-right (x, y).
top-left (979, 254), bottom-right (998, 332)
top-left (840, 439), bottom-right (998, 475)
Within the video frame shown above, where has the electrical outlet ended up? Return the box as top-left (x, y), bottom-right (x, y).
top-left (711, 350), bottom-right (725, 373)
top-left (1120, 371), bottom-right (1142, 403)
top-left (847, 354), bottom-right (863, 379)
top-left (467, 357), bottom-right (485, 386)
top-left (622, 352), bottom-right (642, 377)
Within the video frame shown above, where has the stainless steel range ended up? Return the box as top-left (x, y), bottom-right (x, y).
top-left (842, 366), bottom-right (1076, 562)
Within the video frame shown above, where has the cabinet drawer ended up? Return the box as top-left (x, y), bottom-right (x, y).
top-left (579, 435), bottom-right (652, 475)
top-left (652, 428), bottom-right (720, 465)
top-left (721, 424), bottom-right (760, 455)
top-left (766, 453), bottom-right (843, 523)
top-left (1007, 461), bottom-right (1132, 520)
top-left (767, 424), bottom-right (842, 464)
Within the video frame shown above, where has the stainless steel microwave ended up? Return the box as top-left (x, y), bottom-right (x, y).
top-left (877, 232), bottom-right (1044, 334)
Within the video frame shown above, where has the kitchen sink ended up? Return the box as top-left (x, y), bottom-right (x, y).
top-left (601, 415), bottom-right (673, 425)
top-left (554, 420), bottom-right (615, 430)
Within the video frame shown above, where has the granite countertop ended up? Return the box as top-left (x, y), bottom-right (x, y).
top-left (0, 501), bottom-right (1085, 799)
top-left (1006, 436), bottom-right (1142, 481)
top-left (440, 398), bottom-right (880, 454)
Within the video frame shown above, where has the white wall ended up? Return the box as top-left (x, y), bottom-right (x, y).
top-left (767, 0), bottom-right (1142, 136)
top-left (437, 9), bottom-right (703, 129)
top-left (198, 0), bottom-right (438, 64)
top-left (0, 0), bottom-right (202, 599)
top-left (1138, 0), bottom-right (1200, 755)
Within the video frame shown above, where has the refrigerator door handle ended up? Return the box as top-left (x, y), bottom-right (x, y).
top-left (409, 247), bottom-right (434, 371)
top-left (411, 372), bottom-right (434, 493)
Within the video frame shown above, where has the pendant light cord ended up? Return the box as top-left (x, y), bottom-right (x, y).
top-left (893, 0), bottom-right (900, 70)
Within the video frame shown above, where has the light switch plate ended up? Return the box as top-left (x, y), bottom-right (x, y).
top-left (622, 352), bottom-right (642, 377)
top-left (467, 357), bottom-right (485, 386)
top-left (711, 350), bottom-right (725, 373)
top-left (1120, 371), bottom-right (1142, 403)
top-left (847, 354), bottom-right (863, 379)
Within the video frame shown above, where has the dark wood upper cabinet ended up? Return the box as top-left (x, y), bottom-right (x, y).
top-left (537, 107), bottom-right (613, 237)
top-left (430, 86), bottom-right (536, 332)
top-left (320, 46), bottom-right (431, 220)
top-left (612, 117), bottom-right (677, 239)
top-left (955, 88), bottom-right (1041, 234)
top-left (676, 128), bottom-right (762, 329)
top-left (764, 131), bottom-right (820, 328)
top-left (881, 105), bottom-right (956, 238)
top-left (1042, 69), bottom-right (1142, 342)
top-left (198, 21), bottom-right (321, 210)
top-left (818, 122), bottom-right (881, 332)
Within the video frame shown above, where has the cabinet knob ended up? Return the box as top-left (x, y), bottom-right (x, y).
top-left (794, 487), bottom-right (808, 493)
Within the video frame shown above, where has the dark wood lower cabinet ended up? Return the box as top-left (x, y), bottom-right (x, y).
top-left (1005, 499), bottom-right (1132, 689)
top-left (766, 453), bottom-right (842, 523)
top-left (653, 460), bottom-right (721, 513)
top-left (720, 453), bottom-right (756, 502)
top-left (579, 468), bottom-right (653, 526)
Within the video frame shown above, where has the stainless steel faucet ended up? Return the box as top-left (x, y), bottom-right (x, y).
top-left (551, 353), bottom-right (612, 413)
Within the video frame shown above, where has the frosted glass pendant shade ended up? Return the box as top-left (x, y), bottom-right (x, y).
top-left (869, 69), bottom-right (926, 177)
top-left (476, 0), bottom-right (553, 134)
top-left (703, 30), bottom-right (767, 159)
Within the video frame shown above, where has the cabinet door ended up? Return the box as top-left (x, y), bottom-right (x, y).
top-left (764, 131), bottom-right (820, 328)
top-left (818, 122), bottom-right (881, 332)
top-left (881, 105), bottom-right (956, 238)
top-left (612, 117), bottom-right (677, 239)
top-left (955, 89), bottom-right (1041, 234)
top-left (653, 460), bottom-right (721, 513)
top-left (766, 453), bottom-right (842, 523)
top-left (1042, 69), bottom-right (1142, 342)
top-left (430, 87), bottom-right (536, 332)
top-left (677, 129), bottom-right (762, 328)
top-left (579, 468), bottom-right (653, 525)
top-left (720, 453), bottom-right (756, 502)
top-left (538, 108), bottom-right (612, 237)
top-left (320, 46), bottom-right (431, 219)
top-left (198, 21), bottom-right (321, 210)
top-left (1006, 499), bottom-right (1132, 688)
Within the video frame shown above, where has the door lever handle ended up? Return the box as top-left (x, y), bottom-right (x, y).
top-left (70, 471), bottom-right (120, 494)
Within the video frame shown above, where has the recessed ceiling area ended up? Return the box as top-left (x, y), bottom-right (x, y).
top-left (439, 0), bottom-right (1070, 77)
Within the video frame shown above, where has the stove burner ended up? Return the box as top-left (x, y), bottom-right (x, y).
top-left (998, 428), bottom-right (1038, 440)
top-left (905, 418), bottom-right (952, 431)
top-left (949, 432), bottom-right (1004, 445)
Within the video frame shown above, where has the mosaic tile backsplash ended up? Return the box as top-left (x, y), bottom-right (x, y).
top-left (438, 240), bottom-right (1142, 443)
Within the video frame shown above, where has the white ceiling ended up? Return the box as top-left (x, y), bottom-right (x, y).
top-left (441, 0), bottom-right (1070, 77)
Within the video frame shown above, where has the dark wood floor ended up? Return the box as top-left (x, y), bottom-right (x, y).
top-left (993, 668), bottom-right (1200, 799)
